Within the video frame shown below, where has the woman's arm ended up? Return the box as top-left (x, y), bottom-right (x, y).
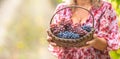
top-left (86, 2), bottom-right (120, 51)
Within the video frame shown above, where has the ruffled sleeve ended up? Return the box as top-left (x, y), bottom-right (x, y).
top-left (96, 3), bottom-right (120, 51)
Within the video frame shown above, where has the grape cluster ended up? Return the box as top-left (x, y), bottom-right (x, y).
top-left (50, 18), bottom-right (92, 39)
top-left (71, 24), bottom-right (88, 36)
top-left (50, 18), bottom-right (72, 35)
top-left (81, 25), bottom-right (92, 32)
top-left (50, 24), bottom-right (65, 35)
top-left (57, 31), bottom-right (80, 39)
top-left (58, 18), bottom-right (73, 31)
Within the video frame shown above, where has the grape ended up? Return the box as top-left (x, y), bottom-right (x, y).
top-left (71, 24), bottom-right (88, 36)
top-left (50, 24), bottom-right (58, 32)
top-left (64, 20), bottom-right (72, 26)
top-left (81, 25), bottom-right (92, 32)
top-left (57, 31), bottom-right (80, 39)
top-left (50, 24), bottom-right (59, 34)
top-left (50, 18), bottom-right (90, 39)
top-left (58, 19), bottom-right (73, 31)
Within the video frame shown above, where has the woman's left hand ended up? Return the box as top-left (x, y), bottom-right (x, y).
top-left (86, 34), bottom-right (107, 51)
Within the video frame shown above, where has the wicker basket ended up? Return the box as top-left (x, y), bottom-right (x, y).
top-left (47, 5), bottom-right (95, 48)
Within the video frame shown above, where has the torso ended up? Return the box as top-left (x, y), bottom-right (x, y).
top-left (71, 5), bottom-right (92, 24)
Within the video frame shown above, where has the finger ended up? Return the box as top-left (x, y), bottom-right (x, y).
top-left (47, 30), bottom-right (50, 35)
top-left (47, 30), bottom-right (52, 37)
top-left (47, 36), bottom-right (52, 40)
top-left (85, 40), bottom-right (95, 48)
top-left (93, 34), bottom-right (103, 41)
top-left (86, 39), bottom-right (95, 45)
top-left (50, 42), bottom-right (57, 46)
top-left (47, 36), bottom-right (53, 42)
top-left (93, 34), bottom-right (98, 39)
top-left (93, 34), bottom-right (101, 41)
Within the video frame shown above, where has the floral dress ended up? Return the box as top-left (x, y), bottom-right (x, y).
top-left (48, 1), bottom-right (120, 59)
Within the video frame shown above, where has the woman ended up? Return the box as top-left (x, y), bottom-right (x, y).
top-left (47, 0), bottom-right (120, 59)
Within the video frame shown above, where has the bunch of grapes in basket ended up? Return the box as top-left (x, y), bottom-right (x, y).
top-left (50, 18), bottom-right (92, 39)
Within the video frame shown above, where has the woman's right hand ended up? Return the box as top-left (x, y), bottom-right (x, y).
top-left (47, 30), bottom-right (57, 47)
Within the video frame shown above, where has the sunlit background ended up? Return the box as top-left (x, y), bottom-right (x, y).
top-left (0, 0), bottom-right (120, 59)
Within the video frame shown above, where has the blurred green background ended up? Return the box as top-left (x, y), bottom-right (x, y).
top-left (0, 0), bottom-right (119, 59)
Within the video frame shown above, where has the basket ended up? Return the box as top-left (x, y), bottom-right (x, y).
top-left (47, 5), bottom-right (95, 48)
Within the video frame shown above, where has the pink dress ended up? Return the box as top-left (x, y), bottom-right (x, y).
top-left (48, 1), bottom-right (120, 59)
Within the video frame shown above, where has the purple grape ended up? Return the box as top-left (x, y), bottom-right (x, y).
top-left (57, 31), bottom-right (80, 39)
top-left (50, 18), bottom-right (90, 39)
top-left (71, 24), bottom-right (88, 36)
top-left (81, 25), bottom-right (92, 32)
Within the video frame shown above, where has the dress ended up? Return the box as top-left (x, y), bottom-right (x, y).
top-left (48, 1), bottom-right (120, 59)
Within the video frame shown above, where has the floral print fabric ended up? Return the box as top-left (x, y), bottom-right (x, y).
top-left (48, 1), bottom-right (120, 59)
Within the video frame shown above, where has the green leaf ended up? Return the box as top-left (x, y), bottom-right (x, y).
top-left (109, 50), bottom-right (120, 59)
top-left (117, 49), bottom-right (120, 55)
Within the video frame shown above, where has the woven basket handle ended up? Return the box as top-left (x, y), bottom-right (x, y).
top-left (50, 5), bottom-right (95, 28)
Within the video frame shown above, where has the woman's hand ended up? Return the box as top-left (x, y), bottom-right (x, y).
top-left (86, 34), bottom-right (107, 51)
top-left (47, 30), bottom-right (57, 47)
top-left (47, 36), bottom-right (57, 47)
